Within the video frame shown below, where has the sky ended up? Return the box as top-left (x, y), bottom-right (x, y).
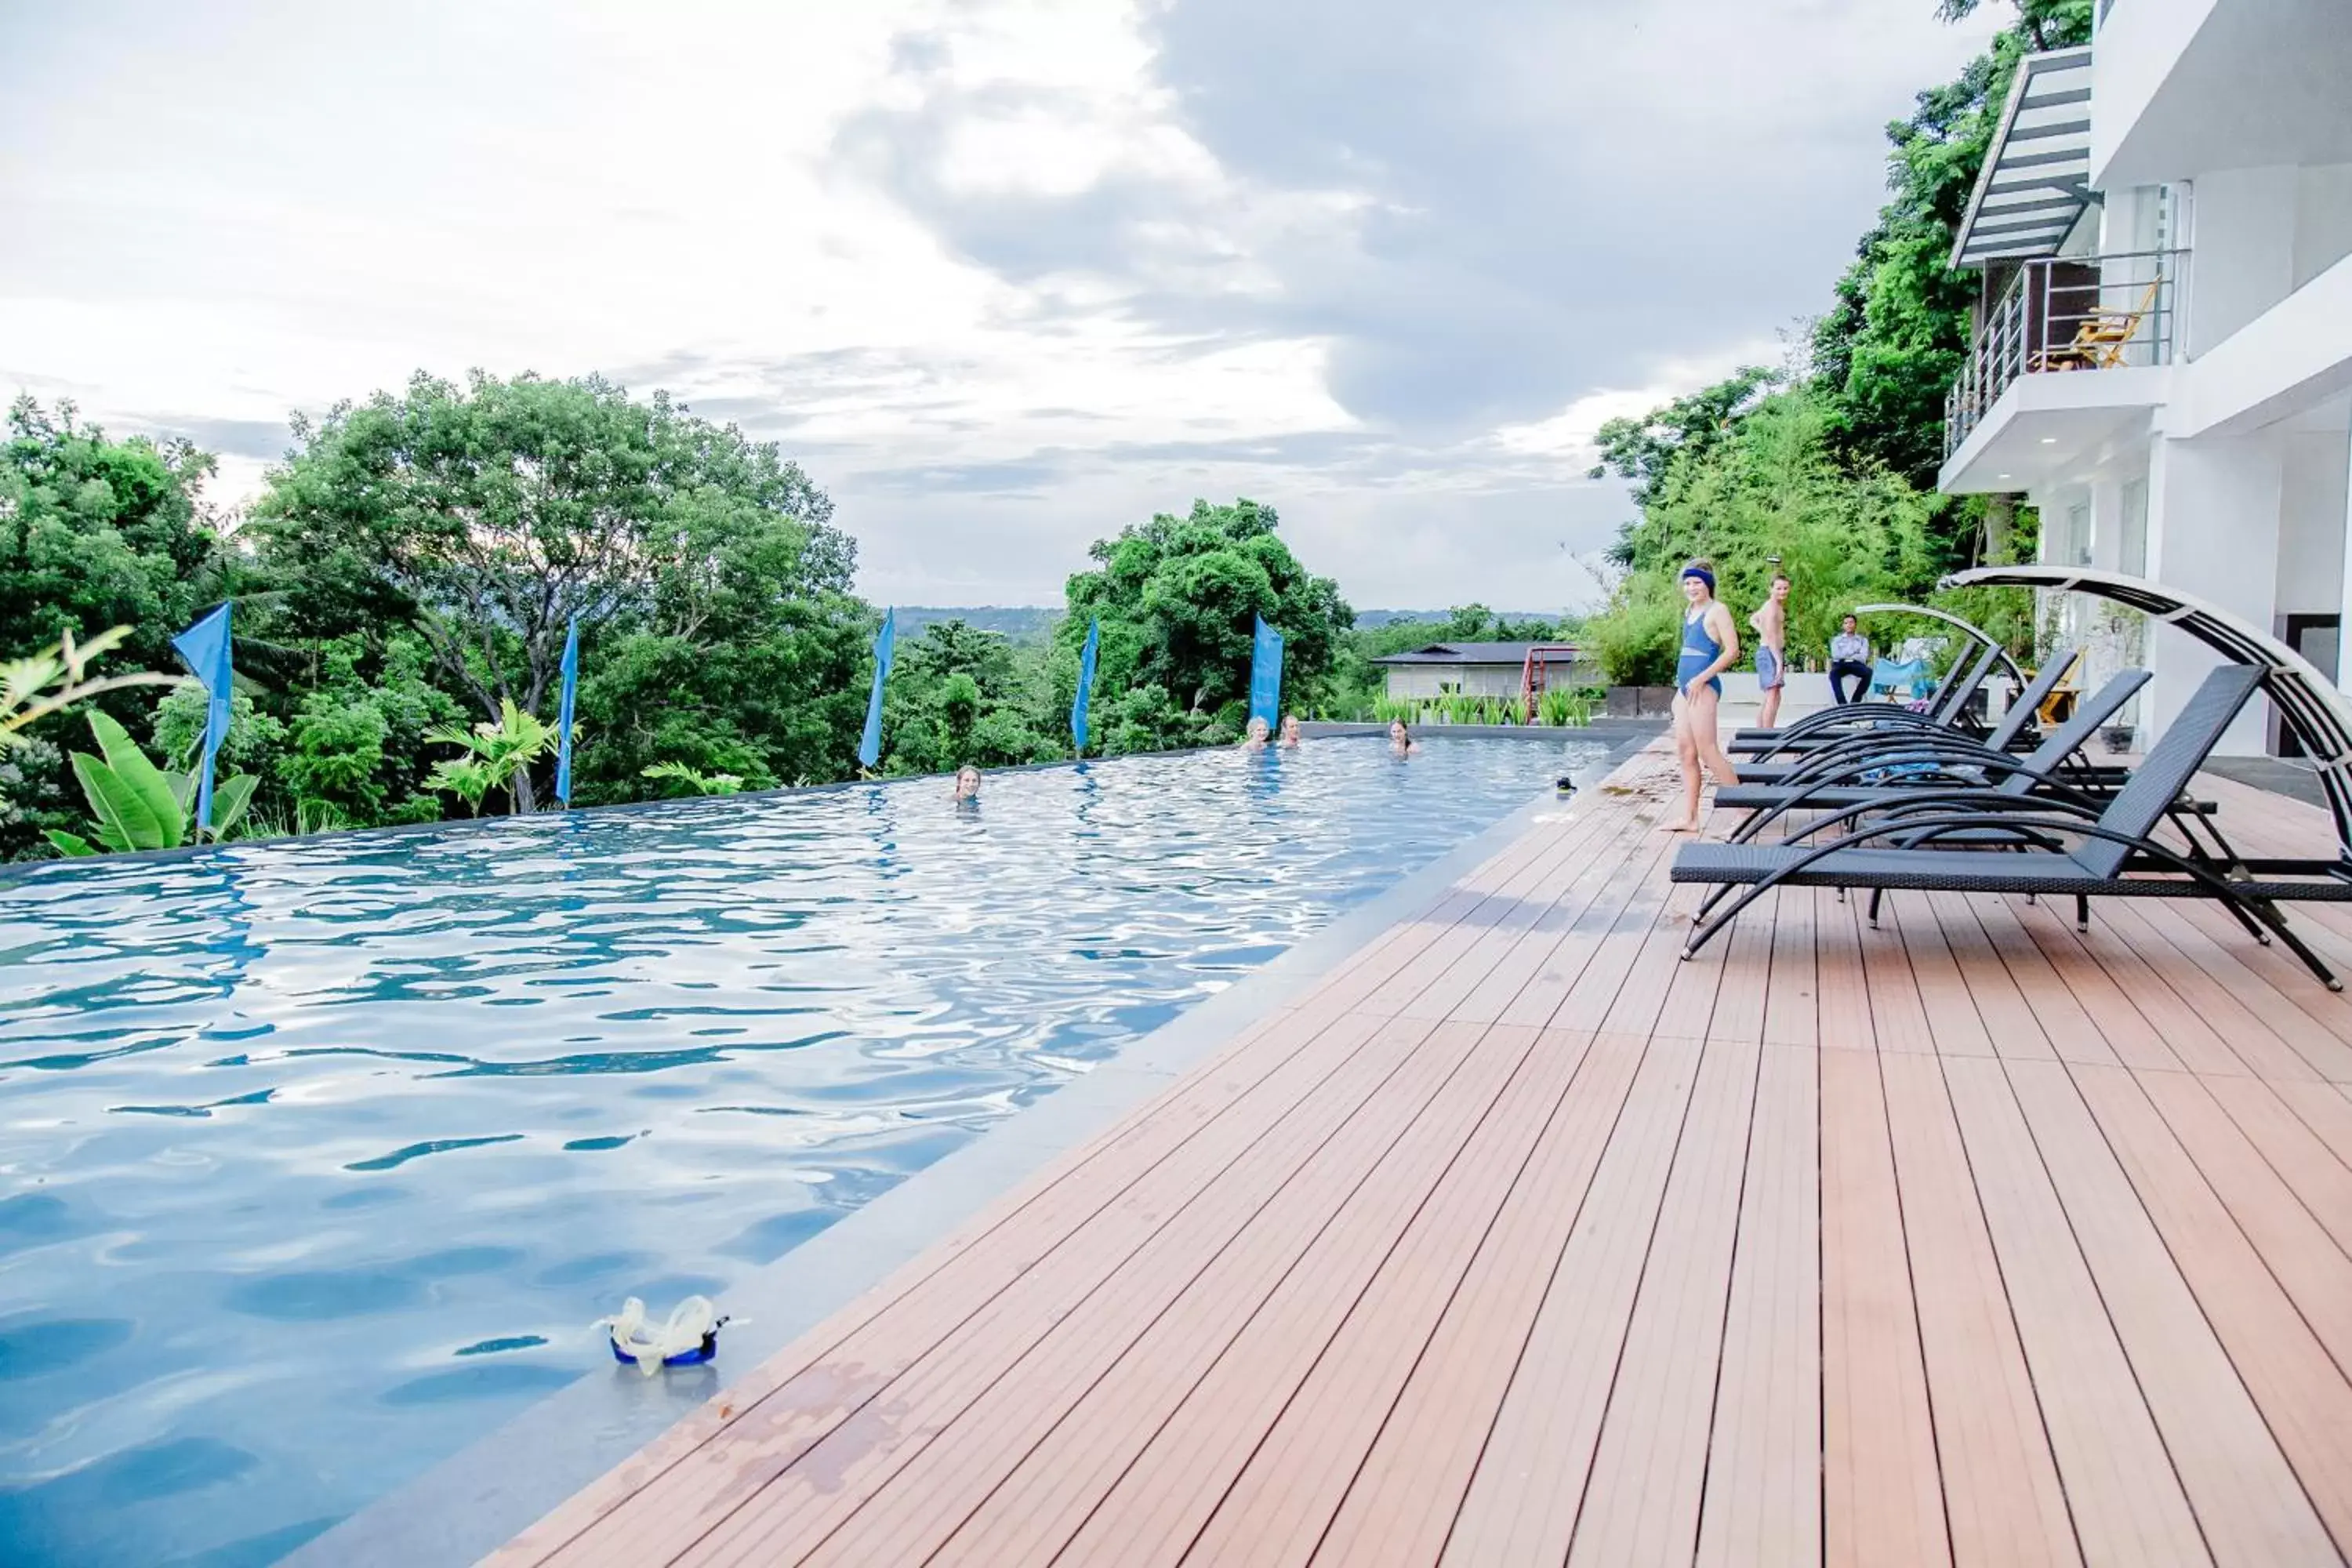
top-left (0, 0), bottom-right (2002, 612)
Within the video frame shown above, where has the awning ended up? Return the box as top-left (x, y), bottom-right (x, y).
top-left (1942, 564), bottom-right (2352, 857)
top-left (1949, 46), bottom-right (2095, 270)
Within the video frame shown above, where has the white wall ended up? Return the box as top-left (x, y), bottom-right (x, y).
top-left (2278, 426), bottom-right (2352, 617)
top-left (2183, 166), bottom-right (2300, 357)
top-left (2295, 163), bottom-right (2352, 289)
top-left (2145, 429), bottom-right (2285, 753)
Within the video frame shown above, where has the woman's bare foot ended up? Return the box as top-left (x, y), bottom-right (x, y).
top-left (1657, 817), bottom-right (1700, 834)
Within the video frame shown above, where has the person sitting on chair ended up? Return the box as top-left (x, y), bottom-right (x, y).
top-left (1828, 615), bottom-right (1873, 705)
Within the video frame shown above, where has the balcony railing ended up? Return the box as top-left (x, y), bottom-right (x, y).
top-left (1944, 248), bottom-right (2187, 461)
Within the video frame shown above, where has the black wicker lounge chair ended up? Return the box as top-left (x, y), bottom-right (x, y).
top-left (1730, 641), bottom-right (2007, 756)
top-left (1730, 647), bottom-right (2084, 788)
top-left (1712, 667), bottom-right (2147, 831)
top-left (1671, 663), bottom-right (2352, 989)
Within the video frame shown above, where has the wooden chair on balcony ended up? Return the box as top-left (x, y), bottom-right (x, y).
top-left (2032, 278), bottom-right (2162, 372)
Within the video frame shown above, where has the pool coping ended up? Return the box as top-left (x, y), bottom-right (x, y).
top-left (278, 727), bottom-right (1654, 1568)
top-left (0, 724), bottom-right (1659, 887)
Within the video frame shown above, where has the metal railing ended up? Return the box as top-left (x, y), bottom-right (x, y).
top-left (1944, 248), bottom-right (2187, 459)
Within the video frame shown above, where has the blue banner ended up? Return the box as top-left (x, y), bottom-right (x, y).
top-left (171, 603), bottom-right (232, 837)
top-left (1070, 617), bottom-right (1100, 755)
top-left (554, 615), bottom-right (580, 806)
top-left (858, 608), bottom-right (895, 769)
top-left (1248, 615), bottom-right (1284, 729)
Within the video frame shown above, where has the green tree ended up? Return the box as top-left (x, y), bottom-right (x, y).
top-left (249, 370), bottom-right (842, 810)
top-left (1060, 499), bottom-right (1352, 749)
top-left (1812, 2), bottom-right (2092, 493)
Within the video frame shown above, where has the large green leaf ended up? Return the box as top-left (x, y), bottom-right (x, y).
top-left (70, 753), bottom-right (165, 851)
top-left (206, 773), bottom-right (259, 840)
top-left (85, 712), bottom-right (186, 848)
top-left (44, 829), bottom-right (100, 857)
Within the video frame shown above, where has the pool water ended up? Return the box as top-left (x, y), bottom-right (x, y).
top-left (0, 735), bottom-right (1601, 1566)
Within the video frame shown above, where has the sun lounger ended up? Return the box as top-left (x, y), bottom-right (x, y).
top-left (1730, 647), bottom-right (2082, 786)
top-left (1712, 669), bottom-right (2148, 833)
top-left (1671, 663), bottom-right (2352, 989)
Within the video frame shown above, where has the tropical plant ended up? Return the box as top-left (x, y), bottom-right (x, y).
top-left (3, 626), bottom-right (186, 752)
top-left (248, 370), bottom-right (843, 810)
top-left (424, 698), bottom-right (558, 815)
top-left (641, 760), bottom-right (746, 797)
top-left (45, 710), bottom-right (257, 855)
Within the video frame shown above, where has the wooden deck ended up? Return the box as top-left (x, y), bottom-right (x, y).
top-left (491, 742), bottom-right (2352, 1567)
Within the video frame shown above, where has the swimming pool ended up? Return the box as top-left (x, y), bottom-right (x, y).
top-left (0, 735), bottom-right (1603, 1566)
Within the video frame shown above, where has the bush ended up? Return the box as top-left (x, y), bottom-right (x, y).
top-left (1585, 578), bottom-right (1681, 686)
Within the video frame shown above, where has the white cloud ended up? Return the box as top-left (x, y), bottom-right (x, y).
top-left (0, 0), bottom-right (2001, 608)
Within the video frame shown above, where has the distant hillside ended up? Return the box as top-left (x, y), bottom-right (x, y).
top-left (895, 606), bottom-right (1059, 642)
top-left (1355, 609), bottom-right (1563, 628)
top-left (891, 607), bottom-right (1564, 641)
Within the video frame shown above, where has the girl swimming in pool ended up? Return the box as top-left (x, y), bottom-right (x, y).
top-left (953, 764), bottom-right (982, 801)
top-left (1666, 560), bottom-right (1741, 833)
top-left (1279, 714), bottom-right (1303, 748)
top-left (1388, 719), bottom-right (1421, 757)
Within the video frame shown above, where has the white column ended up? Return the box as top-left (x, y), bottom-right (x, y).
top-left (2337, 425), bottom-right (2352, 696)
top-left (2144, 430), bottom-right (2285, 754)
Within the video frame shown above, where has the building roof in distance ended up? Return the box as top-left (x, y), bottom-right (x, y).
top-left (1370, 641), bottom-right (1581, 666)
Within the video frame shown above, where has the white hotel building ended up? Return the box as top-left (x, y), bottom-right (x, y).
top-left (1937, 0), bottom-right (2352, 757)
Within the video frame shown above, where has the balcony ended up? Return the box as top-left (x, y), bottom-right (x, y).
top-left (1941, 249), bottom-right (2186, 487)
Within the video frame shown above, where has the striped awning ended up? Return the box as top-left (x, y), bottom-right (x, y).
top-left (1949, 47), bottom-right (2095, 270)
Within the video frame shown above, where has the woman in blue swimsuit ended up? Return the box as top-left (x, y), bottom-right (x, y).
top-left (1668, 560), bottom-right (1742, 833)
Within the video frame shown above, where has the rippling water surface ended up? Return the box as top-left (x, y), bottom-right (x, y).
top-left (0, 735), bottom-right (1600, 1566)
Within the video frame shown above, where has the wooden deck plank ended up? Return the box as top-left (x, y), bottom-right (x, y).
top-left (2132, 900), bottom-right (2352, 1081)
top-left (2003, 1059), bottom-right (2339, 1566)
top-left (1160, 1028), bottom-right (1600, 1567)
top-left (819, 1022), bottom-right (1555, 1568)
top-left (1817, 1047), bottom-right (1951, 1568)
top-left (503, 750), bottom-right (2352, 1568)
top-left (2016, 901), bottom-right (2252, 1077)
top-left (2131, 1069), bottom-right (2352, 1353)
top-left (522, 1008), bottom-right (1426, 1568)
top-left (1886, 890), bottom-right (1997, 1059)
top-left (1306, 1032), bottom-right (1651, 1568)
top-left (1761, 874), bottom-right (1820, 1047)
top-left (1437, 1034), bottom-right (1705, 1564)
top-left (2194, 1075), bottom-right (2352, 1255)
top-left (1964, 891), bottom-right (2121, 1066)
top-left (1938, 1055), bottom-right (2212, 1568)
top-left (678, 1018), bottom-right (1482, 1566)
top-left (1548, 829), bottom-right (1684, 1034)
top-left (1494, 824), bottom-right (1677, 1030)
top-left (1926, 889), bottom-right (2060, 1062)
top-left (1694, 1042), bottom-right (1822, 1568)
top-left (1858, 887), bottom-right (1938, 1055)
top-left (1367, 808), bottom-right (1631, 1018)
top-left (1565, 1035), bottom-right (1763, 1566)
top-left (1998, 894), bottom-right (2187, 1072)
top-left (497, 999), bottom-right (1383, 1566)
top-left (1814, 883), bottom-right (1875, 1050)
top-left (1878, 1051), bottom-right (2078, 1566)
top-left (2086, 901), bottom-right (2330, 1083)
top-left (2081, 1070), bottom-right (2352, 1553)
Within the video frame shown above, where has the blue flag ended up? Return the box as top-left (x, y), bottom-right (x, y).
top-left (1070, 618), bottom-right (1100, 755)
top-left (858, 608), bottom-right (896, 769)
top-left (1248, 615), bottom-right (1284, 730)
top-left (554, 615), bottom-right (580, 806)
top-left (171, 603), bottom-right (233, 838)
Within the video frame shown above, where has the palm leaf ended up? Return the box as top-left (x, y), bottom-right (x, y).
top-left (86, 713), bottom-right (186, 844)
top-left (206, 774), bottom-right (260, 840)
top-left (44, 829), bottom-right (100, 857)
top-left (70, 753), bottom-right (165, 851)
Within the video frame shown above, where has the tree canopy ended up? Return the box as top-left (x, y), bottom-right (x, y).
top-left (1585, 0), bottom-right (2071, 676)
top-left (1060, 498), bottom-right (1353, 747)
